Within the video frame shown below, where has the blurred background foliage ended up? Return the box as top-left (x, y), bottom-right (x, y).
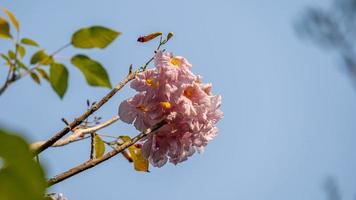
top-left (296, 0), bottom-right (356, 88)
top-left (0, 128), bottom-right (46, 200)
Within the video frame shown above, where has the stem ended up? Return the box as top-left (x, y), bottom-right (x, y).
top-left (90, 133), bottom-right (95, 159)
top-left (0, 43), bottom-right (71, 95)
top-left (47, 120), bottom-right (166, 187)
top-left (0, 68), bottom-right (13, 95)
top-left (0, 38), bottom-right (20, 95)
top-left (78, 115), bottom-right (119, 134)
top-left (21, 43), bottom-right (71, 77)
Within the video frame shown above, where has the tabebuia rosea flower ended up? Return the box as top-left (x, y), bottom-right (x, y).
top-left (118, 51), bottom-right (223, 167)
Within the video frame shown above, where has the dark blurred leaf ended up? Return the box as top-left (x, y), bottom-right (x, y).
top-left (71, 54), bottom-right (112, 88)
top-left (49, 63), bottom-right (68, 98)
top-left (21, 38), bottom-right (39, 47)
top-left (0, 16), bottom-right (12, 39)
top-left (324, 177), bottom-right (341, 200)
top-left (30, 72), bottom-right (41, 84)
top-left (30, 50), bottom-right (53, 65)
top-left (71, 26), bottom-right (120, 49)
top-left (94, 134), bottom-right (105, 158)
top-left (3, 8), bottom-right (19, 32)
top-left (0, 128), bottom-right (47, 200)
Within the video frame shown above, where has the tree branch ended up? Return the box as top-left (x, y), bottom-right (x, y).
top-left (34, 39), bottom-right (165, 155)
top-left (47, 120), bottom-right (166, 187)
top-left (33, 72), bottom-right (136, 155)
top-left (0, 39), bottom-right (19, 96)
top-left (0, 68), bottom-right (13, 96)
top-left (30, 115), bottom-right (119, 150)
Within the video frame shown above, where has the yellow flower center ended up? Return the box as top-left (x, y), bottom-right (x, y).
top-left (170, 57), bottom-right (181, 67)
top-left (159, 101), bottom-right (172, 109)
top-left (136, 105), bottom-right (149, 112)
top-left (184, 87), bottom-right (194, 99)
top-left (146, 78), bottom-right (159, 89)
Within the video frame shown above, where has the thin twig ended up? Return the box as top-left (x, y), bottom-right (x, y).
top-left (77, 115), bottom-right (119, 134)
top-left (0, 68), bottom-right (13, 95)
top-left (47, 120), bottom-right (166, 186)
top-left (105, 141), bottom-right (133, 163)
top-left (0, 43), bottom-right (71, 95)
top-left (97, 134), bottom-right (118, 139)
top-left (20, 43), bottom-right (71, 77)
top-left (90, 133), bottom-right (95, 159)
top-left (30, 115), bottom-right (119, 150)
top-left (0, 38), bottom-right (19, 95)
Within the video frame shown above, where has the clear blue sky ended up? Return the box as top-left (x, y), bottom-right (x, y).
top-left (1, 0), bottom-right (356, 200)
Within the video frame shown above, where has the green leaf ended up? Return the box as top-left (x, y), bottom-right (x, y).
top-left (1, 53), bottom-right (10, 66)
top-left (8, 50), bottom-right (15, 60)
top-left (0, 16), bottom-right (12, 39)
top-left (16, 59), bottom-right (29, 71)
top-left (71, 54), bottom-right (112, 88)
top-left (49, 63), bottom-right (68, 98)
top-left (30, 50), bottom-right (53, 65)
top-left (21, 38), bottom-right (39, 47)
top-left (30, 72), bottom-right (41, 84)
top-left (94, 134), bottom-right (105, 158)
top-left (36, 68), bottom-right (50, 81)
top-left (129, 145), bottom-right (149, 172)
top-left (71, 26), bottom-right (120, 49)
top-left (3, 8), bottom-right (19, 32)
top-left (0, 128), bottom-right (47, 200)
top-left (17, 44), bottom-right (26, 58)
top-left (120, 135), bottom-right (149, 172)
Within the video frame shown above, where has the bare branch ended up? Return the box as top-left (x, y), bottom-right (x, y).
top-left (47, 120), bottom-right (166, 187)
top-left (78, 115), bottom-right (119, 134)
top-left (30, 115), bottom-right (119, 150)
top-left (33, 72), bottom-right (136, 155)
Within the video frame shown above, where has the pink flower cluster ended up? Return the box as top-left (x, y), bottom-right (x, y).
top-left (119, 51), bottom-right (223, 167)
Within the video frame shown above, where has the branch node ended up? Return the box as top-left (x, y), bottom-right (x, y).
top-left (61, 118), bottom-right (70, 126)
top-left (128, 64), bottom-right (133, 75)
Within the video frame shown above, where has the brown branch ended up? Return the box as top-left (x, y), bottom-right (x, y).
top-left (34, 38), bottom-right (165, 155)
top-left (30, 115), bottom-right (120, 150)
top-left (33, 72), bottom-right (137, 155)
top-left (0, 68), bottom-right (13, 96)
top-left (47, 120), bottom-right (166, 187)
top-left (90, 133), bottom-right (95, 159)
top-left (0, 39), bottom-right (19, 96)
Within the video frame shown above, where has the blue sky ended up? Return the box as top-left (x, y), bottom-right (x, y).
top-left (1, 0), bottom-right (356, 200)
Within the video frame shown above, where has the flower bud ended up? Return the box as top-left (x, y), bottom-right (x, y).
top-left (167, 32), bottom-right (174, 41)
top-left (137, 32), bottom-right (162, 43)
